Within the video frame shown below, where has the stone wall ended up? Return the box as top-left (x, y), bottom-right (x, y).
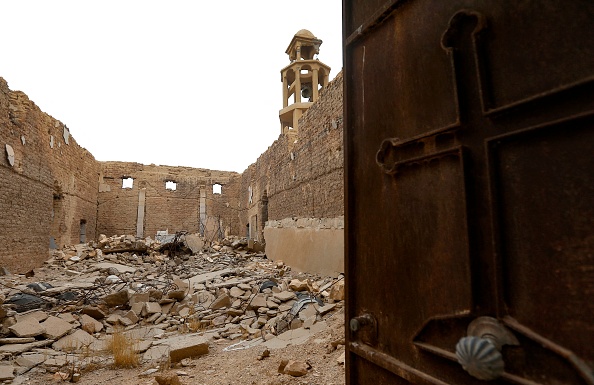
top-left (0, 70), bottom-right (344, 276)
top-left (237, 71), bottom-right (344, 274)
top-left (0, 77), bottom-right (100, 272)
top-left (97, 162), bottom-right (239, 240)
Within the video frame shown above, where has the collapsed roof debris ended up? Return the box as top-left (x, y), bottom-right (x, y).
top-left (0, 233), bottom-right (345, 383)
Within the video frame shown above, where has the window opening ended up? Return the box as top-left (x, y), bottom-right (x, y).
top-left (79, 220), bottom-right (87, 243)
top-left (165, 181), bottom-right (177, 191)
top-left (213, 183), bottom-right (222, 194)
top-left (122, 177), bottom-right (133, 189)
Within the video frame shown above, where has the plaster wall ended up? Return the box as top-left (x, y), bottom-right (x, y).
top-left (264, 217), bottom-right (344, 277)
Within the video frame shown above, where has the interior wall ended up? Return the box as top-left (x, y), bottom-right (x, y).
top-left (97, 162), bottom-right (238, 240)
top-left (0, 77), bottom-right (99, 272)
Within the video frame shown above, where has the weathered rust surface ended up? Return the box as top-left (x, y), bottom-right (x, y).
top-left (344, 1), bottom-right (594, 384)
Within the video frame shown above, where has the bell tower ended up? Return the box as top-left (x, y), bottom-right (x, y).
top-left (279, 30), bottom-right (331, 134)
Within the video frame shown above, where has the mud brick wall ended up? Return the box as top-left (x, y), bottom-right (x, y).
top-left (237, 71), bottom-right (344, 241)
top-left (0, 77), bottom-right (99, 272)
top-left (97, 162), bottom-right (238, 239)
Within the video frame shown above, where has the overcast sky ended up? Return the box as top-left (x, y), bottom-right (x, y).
top-left (1, 1), bottom-right (343, 173)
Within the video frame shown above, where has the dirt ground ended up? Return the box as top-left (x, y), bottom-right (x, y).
top-left (18, 308), bottom-right (346, 385)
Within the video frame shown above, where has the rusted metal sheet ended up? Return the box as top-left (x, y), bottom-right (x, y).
top-left (344, 1), bottom-right (594, 384)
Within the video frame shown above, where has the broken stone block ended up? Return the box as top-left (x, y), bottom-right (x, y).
top-left (273, 291), bottom-right (296, 302)
top-left (106, 314), bottom-right (125, 325)
top-left (315, 303), bottom-right (336, 315)
top-left (167, 290), bottom-right (186, 301)
top-left (131, 302), bottom-right (144, 315)
top-left (57, 313), bottom-right (77, 324)
top-left (154, 373), bottom-right (182, 385)
top-left (103, 290), bottom-right (129, 307)
top-left (129, 292), bottom-right (150, 305)
top-left (145, 302), bottom-right (162, 315)
top-left (278, 359), bottom-right (289, 374)
top-left (149, 334), bottom-right (209, 362)
top-left (80, 314), bottom-right (103, 333)
top-left (329, 280), bottom-right (345, 301)
top-left (0, 340), bottom-right (52, 355)
top-left (143, 345), bottom-right (170, 361)
top-left (161, 302), bottom-right (174, 314)
top-left (0, 337), bottom-right (36, 344)
top-left (41, 315), bottom-right (74, 339)
top-left (299, 304), bottom-right (318, 320)
top-left (283, 360), bottom-right (309, 377)
top-left (0, 365), bottom-right (14, 381)
top-left (173, 278), bottom-right (190, 292)
top-left (16, 352), bottom-right (45, 368)
top-left (178, 307), bottom-right (190, 318)
top-left (289, 279), bottom-right (309, 292)
top-left (123, 310), bottom-right (139, 324)
top-left (81, 306), bottom-right (107, 320)
top-left (15, 310), bottom-right (48, 323)
top-left (274, 291), bottom-right (296, 302)
top-left (211, 315), bottom-right (227, 327)
top-left (210, 294), bottom-right (231, 310)
top-left (229, 287), bottom-right (245, 298)
top-left (9, 318), bottom-right (45, 338)
top-left (184, 234), bottom-right (204, 254)
top-left (53, 329), bottom-right (96, 351)
top-left (148, 289), bottom-right (163, 301)
top-left (146, 313), bottom-right (161, 323)
top-left (248, 294), bottom-right (268, 310)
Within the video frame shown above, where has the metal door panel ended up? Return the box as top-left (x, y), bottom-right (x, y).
top-left (344, 1), bottom-right (594, 384)
top-left (491, 117), bottom-right (594, 360)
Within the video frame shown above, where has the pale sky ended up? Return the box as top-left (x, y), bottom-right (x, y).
top-left (0, 1), bottom-right (343, 173)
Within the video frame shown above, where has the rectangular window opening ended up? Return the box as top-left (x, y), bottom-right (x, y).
top-left (165, 181), bottom-right (177, 191)
top-left (213, 183), bottom-right (222, 194)
top-left (122, 177), bottom-right (133, 189)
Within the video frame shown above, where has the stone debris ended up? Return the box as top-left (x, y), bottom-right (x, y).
top-left (0, 233), bottom-right (345, 383)
top-left (282, 359), bottom-right (310, 377)
top-left (154, 372), bottom-right (183, 385)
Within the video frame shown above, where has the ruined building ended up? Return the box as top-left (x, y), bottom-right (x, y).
top-left (0, 30), bottom-right (344, 276)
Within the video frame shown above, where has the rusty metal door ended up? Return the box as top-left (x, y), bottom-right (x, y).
top-left (344, 1), bottom-right (594, 384)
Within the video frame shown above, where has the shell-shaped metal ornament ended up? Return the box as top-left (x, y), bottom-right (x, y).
top-left (455, 336), bottom-right (504, 380)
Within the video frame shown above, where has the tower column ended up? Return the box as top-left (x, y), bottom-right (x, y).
top-left (282, 74), bottom-right (288, 108)
top-left (312, 68), bottom-right (319, 101)
top-left (295, 67), bottom-right (302, 103)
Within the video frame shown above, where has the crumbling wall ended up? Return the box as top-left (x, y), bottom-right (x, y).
top-left (238, 72), bottom-right (344, 274)
top-left (0, 77), bottom-right (100, 272)
top-left (97, 162), bottom-right (239, 240)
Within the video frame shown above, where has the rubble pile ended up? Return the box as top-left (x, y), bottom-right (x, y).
top-left (0, 233), bottom-right (345, 383)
